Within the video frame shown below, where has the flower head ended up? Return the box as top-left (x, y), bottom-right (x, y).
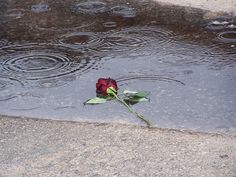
top-left (96, 78), bottom-right (118, 96)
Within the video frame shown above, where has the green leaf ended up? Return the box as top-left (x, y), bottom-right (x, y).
top-left (134, 91), bottom-right (150, 98)
top-left (124, 97), bottom-right (149, 105)
top-left (123, 90), bottom-right (138, 95)
top-left (84, 97), bottom-right (107, 105)
top-left (123, 90), bottom-right (150, 98)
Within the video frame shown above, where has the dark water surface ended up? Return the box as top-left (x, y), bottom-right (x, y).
top-left (0, 0), bottom-right (236, 133)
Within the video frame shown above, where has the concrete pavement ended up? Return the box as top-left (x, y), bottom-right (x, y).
top-left (0, 116), bottom-right (236, 177)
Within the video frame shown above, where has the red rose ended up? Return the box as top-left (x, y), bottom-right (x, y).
top-left (96, 78), bottom-right (118, 96)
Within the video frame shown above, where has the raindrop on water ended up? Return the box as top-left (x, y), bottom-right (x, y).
top-left (59, 32), bottom-right (103, 50)
top-left (31, 4), bottom-right (50, 13)
top-left (110, 5), bottom-right (136, 18)
top-left (217, 31), bottom-right (236, 43)
top-left (0, 44), bottom-right (101, 82)
top-left (72, 0), bottom-right (107, 15)
top-left (102, 21), bottom-right (117, 28)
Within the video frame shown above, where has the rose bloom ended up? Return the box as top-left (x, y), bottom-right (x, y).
top-left (96, 78), bottom-right (118, 96)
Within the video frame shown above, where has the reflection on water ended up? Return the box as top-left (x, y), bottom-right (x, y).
top-left (0, 0), bottom-right (235, 133)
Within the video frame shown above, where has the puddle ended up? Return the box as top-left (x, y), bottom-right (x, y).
top-left (0, 0), bottom-right (235, 133)
top-left (217, 31), bottom-right (236, 43)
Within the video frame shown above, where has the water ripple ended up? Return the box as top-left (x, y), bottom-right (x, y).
top-left (0, 76), bottom-right (24, 92)
top-left (72, 0), bottom-right (107, 15)
top-left (35, 21), bottom-right (96, 32)
top-left (0, 39), bottom-right (9, 48)
top-left (164, 32), bottom-right (236, 68)
top-left (217, 31), bottom-right (236, 43)
top-left (35, 78), bottom-right (68, 88)
top-left (116, 74), bottom-right (185, 85)
top-left (5, 8), bottom-right (27, 19)
top-left (8, 92), bottom-right (42, 110)
top-left (110, 5), bottom-right (136, 18)
top-left (206, 45), bottom-right (236, 69)
top-left (95, 34), bottom-right (143, 52)
top-left (0, 92), bottom-right (40, 102)
top-left (205, 16), bottom-right (233, 31)
top-left (0, 44), bottom-right (100, 81)
top-left (59, 32), bottom-right (103, 50)
top-left (31, 3), bottom-right (50, 13)
top-left (57, 26), bottom-right (174, 54)
top-left (94, 26), bottom-right (174, 54)
top-left (102, 21), bottom-right (117, 28)
top-left (206, 43), bottom-right (236, 57)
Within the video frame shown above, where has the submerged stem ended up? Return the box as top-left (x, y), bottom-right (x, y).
top-left (108, 88), bottom-right (151, 127)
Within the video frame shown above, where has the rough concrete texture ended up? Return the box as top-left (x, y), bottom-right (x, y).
top-left (154, 0), bottom-right (236, 13)
top-left (0, 116), bottom-right (236, 177)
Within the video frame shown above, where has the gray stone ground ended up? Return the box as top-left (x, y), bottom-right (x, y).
top-left (0, 116), bottom-right (236, 177)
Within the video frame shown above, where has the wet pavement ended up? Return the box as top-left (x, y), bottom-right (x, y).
top-left (0, 0), bottom-right (236, 133)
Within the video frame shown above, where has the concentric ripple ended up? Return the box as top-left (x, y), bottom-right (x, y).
top-left (0, 76), bottom-right (19, 91)
top-left (95, 35), bottom-right (143, 52)
top-left (121, 26), bottom-right (174, 45)
top-left (59, 32), bottom-right (103, 49)
top-left (94, 26), bottom-right (174, 53)
top-left (8, 92), bottom-right (42, 111)
top-left (58, 26), bottom-right (174, 54)
top-left (116, 74), bottom-right (185, 85)
top-left (203, 43), bottom-right (236, 68)
top-left (72, 0), bottom-right (107, 14)
top-left (0, 77), bottom-right (23, 91)
top-left (0, 44), bottom-right (99, 81)
top-left (5, 8), bottom-right (27, 19)
top-left (59, 31), bottom-right (143, 52)
top-left (110, 5), bottom-right (136, 18)
top-left (217, 31), bottom-right (236, 43)
top-left (206, 43), bottom-right (236, 57)
top-left (0, 81), bottom-right (6, 91)
top-left (0, 39), bottom-right (9, 48)
top-left (102, 21), bottom-right (117, 28)
top-left (0, 76), bottom-right (25, 102)
top-left (2, 53), bottom-right (73, 80)
top-left (36, 78), bottom-right (67, 88)
top-left (35, 20), bottom-right (96, 32)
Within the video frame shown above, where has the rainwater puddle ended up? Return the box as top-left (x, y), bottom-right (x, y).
top-left (0, 0), bottom-right (235, 133)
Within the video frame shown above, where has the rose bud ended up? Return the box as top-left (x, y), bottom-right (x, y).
top-left (96, 78), bottom-right (118, 96)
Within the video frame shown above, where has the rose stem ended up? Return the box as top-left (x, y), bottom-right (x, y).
top-left (108, 88), bottom-right (151, 127)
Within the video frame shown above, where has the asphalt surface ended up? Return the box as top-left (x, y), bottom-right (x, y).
top-left (0, 116), bottom-right (236, 177)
